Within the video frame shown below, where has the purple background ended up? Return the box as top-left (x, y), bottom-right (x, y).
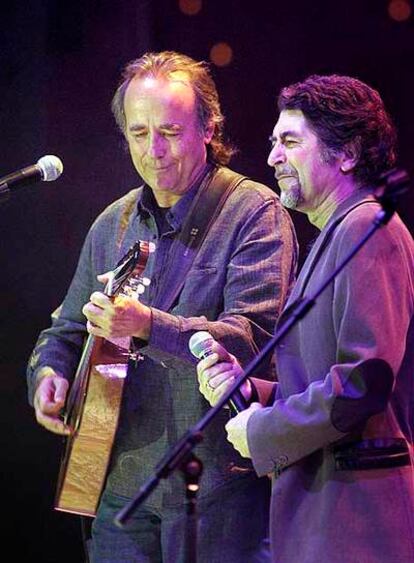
top-left (1, 2), bottom-right (413, 559)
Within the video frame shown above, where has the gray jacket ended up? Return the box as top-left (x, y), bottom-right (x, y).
top-left (248, 192), bottom-right (414, 562)
top-left (27, 165), bottom-right (298, 509)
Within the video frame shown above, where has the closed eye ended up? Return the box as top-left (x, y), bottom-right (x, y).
top-left (160, 126), bottom-right (182, 137)
top-left (161, 130), bottom-right (180, 137)
top-left (284, 138), bottom-right (298, 147)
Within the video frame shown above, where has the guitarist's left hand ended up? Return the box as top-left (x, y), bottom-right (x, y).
top-left (82, 273), bottom-right (152, 341)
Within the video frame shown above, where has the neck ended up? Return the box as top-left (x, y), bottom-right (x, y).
top-left (153, 162), bottom-right (209, 208)
top-left (307, 179), bottom-right (359, 230)
top-left (154, 192), bottom-right (182, 208)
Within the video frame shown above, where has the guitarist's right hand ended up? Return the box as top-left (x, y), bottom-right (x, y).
top-left (33, 368), bottom-right (71, 435)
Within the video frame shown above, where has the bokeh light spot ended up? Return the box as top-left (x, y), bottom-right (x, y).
top-left (388, 0), bottom-right (412, 21)
top-left (179, 0), bottom-right (202, 16)
top-left (210, 42), bottom-right (233, 67)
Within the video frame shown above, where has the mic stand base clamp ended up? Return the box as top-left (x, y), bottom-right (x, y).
top-left (181, 453), bottom-right (203, 563)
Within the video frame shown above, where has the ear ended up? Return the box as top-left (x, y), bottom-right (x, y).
top-left (203, 121), bottom-right (215, 144)
top-left (340, 138), bottom-right (361, 173)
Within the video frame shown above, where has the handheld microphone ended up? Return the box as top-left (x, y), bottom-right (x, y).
top-left (0, 155), bottom-right (63, 199)
top-left (189, 331), bottom-right (248, 414)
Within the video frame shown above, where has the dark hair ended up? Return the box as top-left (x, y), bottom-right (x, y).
top-left (111, 50), bottom-right (235, 166)
top-left (278, 74), bottom-right (397, 186)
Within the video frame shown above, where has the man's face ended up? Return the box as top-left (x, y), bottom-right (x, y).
top-left (123, 73), bottom-right (213, 205)
top-left (267, 109), bottom-right (341, 213)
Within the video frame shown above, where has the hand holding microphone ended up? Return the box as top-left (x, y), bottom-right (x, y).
top-left (190, 331), bottom-right (249, 414)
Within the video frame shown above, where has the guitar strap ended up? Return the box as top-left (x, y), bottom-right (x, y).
top-left (152, 165), bottom-right (247, 312)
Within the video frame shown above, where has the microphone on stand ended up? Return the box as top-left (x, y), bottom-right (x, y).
top-left (0, 155), bottom-right (63, 200)
top-left (189, 331), bottom-right (248, 414)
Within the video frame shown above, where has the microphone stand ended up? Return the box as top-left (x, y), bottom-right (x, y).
top-left (114, 168), bottom-right (409, 562)
top-left (0, 182), bottom-right (11, 204)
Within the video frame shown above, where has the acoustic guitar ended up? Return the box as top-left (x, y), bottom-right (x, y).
top-left (55, 240), bottom-right (151, 517)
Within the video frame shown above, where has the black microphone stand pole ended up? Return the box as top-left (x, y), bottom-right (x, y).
top-left (114, 169), bottom-right (409, 562)
top-left (0, 182), bottom-right (11, 204)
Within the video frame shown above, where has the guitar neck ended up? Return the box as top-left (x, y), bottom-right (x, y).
top-left (64, 240), bottom-right (151, 426)
top-left (65, 333), bottom-right (96, 421)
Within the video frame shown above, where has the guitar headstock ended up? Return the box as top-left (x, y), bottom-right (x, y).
top-left (107, 240), bottom-right (153, 297)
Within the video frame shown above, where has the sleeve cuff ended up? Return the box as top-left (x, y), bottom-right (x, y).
top-left (148, 307), bottom-right (182, 356)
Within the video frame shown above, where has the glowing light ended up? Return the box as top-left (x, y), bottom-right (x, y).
top-left (179, 0), bottom-right (202, 16)
top-left (210, 42), bottom-right (233, 67)
top-left (188, 484), bottom-right (199, 491)
top-left (388, 0), bottom-right (412, 21)
top-left (142, 77), bottom-right (158, 89)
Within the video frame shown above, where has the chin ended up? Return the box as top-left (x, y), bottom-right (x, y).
top-left (280, 190), bottom-right (301, 210)
top-left (153, 184), bottom-right (173, 193)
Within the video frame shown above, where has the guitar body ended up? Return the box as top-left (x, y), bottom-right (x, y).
top-left (55, 339), bottom-right (128, 516)
top-left (54, 241), bottom-right (151, 517)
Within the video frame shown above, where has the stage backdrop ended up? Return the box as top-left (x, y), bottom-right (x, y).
top-left (1, 2), bottom-right (413, 560)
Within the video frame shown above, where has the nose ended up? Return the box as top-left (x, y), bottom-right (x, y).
top-left (147, 131), bottom-right (166, 158)
top-left (267, 141), bottom-right (286, 167)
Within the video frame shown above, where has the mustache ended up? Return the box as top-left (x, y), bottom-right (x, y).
top-left (275, 166), bottom-right (297, 179)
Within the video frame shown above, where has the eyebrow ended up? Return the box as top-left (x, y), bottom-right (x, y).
top-left (129, 124), bottom-right (145, 132)
top-left (269, 129), bottom-right (300, 143)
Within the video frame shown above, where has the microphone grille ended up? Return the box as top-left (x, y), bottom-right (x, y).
top-left (37, 155), bottom-right (64, 182)
top-left (189, 331), bottom-right (214, 359)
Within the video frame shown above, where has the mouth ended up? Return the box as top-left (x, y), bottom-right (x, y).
top-left (149, 165), bottom-right (171, 172)
top-left (276, 175), bottom-right (298, 183)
